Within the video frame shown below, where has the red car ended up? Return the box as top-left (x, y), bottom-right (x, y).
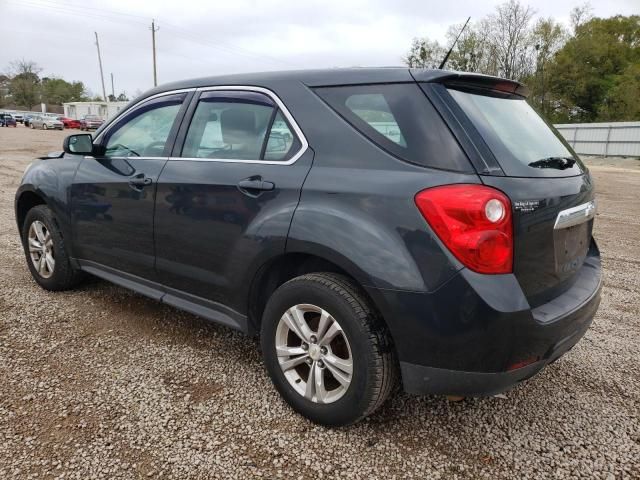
top-left (79, 115), bottom-right (104, 130)
top-left (57, 116), bottom-right (81, 129)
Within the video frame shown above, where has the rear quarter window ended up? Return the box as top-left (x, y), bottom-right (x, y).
top-left (314, 83), bottom-right (472, 172)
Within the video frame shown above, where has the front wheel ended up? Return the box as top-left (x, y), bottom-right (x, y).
top-left (261, 273), bottom-right (397, 426)
top-left (22, 205), bottom-right (84, 291)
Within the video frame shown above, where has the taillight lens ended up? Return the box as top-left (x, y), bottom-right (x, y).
top-left (414, 184), bottom-right (513, 274)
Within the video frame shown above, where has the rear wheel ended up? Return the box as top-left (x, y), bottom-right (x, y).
top-left (22, 205), bottom-right (84, 291)
top-left (261, 273), bottom-right (397, 426)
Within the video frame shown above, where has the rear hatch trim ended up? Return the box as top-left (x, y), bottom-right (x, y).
top-left (554, 200), bottom-right (596, 230)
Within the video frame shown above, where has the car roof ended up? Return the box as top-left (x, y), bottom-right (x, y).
top-left (139, 67), bottom-right (523, 100)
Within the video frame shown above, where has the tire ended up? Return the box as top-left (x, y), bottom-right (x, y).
top-left (21, 205), bottom-right (84, 291)
top-left (43, 123), bottom-right (47, 130)
top-left (261, 272), bottom-right (397, 426)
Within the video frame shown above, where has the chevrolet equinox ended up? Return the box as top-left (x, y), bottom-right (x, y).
top-left (15, 68), bottom-right (602, 426)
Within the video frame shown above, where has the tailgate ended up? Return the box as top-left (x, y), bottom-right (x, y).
top-left (482, 174), bottom-right (595, 307)
top-left (434, 78), bottom-right (597, 307)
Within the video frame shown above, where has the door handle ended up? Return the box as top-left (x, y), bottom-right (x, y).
top-left (237, 178), bottom-right (275, 193)
top-left (129, 174), bottom-right (152, 188)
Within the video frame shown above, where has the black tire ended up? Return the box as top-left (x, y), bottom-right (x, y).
top-left (21, 205), bottom-right (84, 291)
top-left (261, 272), bottom-right (397, 426)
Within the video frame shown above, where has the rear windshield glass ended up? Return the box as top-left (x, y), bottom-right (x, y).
top-left (448, 88), bottom-right (585, 177)
top-left (315, 83), bottom-right (472, 172)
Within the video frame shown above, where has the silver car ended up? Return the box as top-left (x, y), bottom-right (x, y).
top-left (30, 115), bottom-right (64, 130)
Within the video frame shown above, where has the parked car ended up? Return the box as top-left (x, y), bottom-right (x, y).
top-left (79, 115), bottom-right (104, 130)
top-left (12, 112), bottom-right (24, 124)
top-left (30, 115), bottom-right (64, 130)
top-left (23, 114), bottom-right (35, 127)
top-left (15, 68), bottom-right (602, 426)
top-left (57, 116), bottom-right (81, 129)
top-left (0, 112), bottom-right (17, 127)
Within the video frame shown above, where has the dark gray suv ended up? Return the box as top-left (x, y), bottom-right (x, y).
top-left (15, 68), bottom-right (601, 425)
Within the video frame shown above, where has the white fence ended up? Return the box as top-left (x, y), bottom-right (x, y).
top-left (554, 121), bottom-right (640, 157)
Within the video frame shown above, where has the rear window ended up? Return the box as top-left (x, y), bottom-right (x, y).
top-left (448, 88), bottom-right (585, 177)
top-left (315, 83), bottom-right (472, 172)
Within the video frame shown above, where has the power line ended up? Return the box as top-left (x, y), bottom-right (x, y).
top-left (8, 0), bottom-right (300, 68)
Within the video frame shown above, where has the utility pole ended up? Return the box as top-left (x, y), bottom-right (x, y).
top-left (110, 73), bottom-right (115, 100)
top-left (94, 32), bottom-right (108, 102)
top-left (151, 19), bottom-right (159, 87)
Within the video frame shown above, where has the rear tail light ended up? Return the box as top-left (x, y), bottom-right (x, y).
top-left (414, 184), bottom-right (513, 274)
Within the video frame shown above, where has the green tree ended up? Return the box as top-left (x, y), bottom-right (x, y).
top-left (404, 1), bottom-right (538, 81)
top-left (443, 22), bottom-right (490, 73)
top-left (523, 18), bottom-right (567, 117)
top-left (40, 77), bottom-right (88, 105)
top-left (546, 15), bottom-right (640, 121)
top-left (8, 59), bottom-right (41, 108)
top-left (598, 63), bottom-right (640, 120)
top-left (486, 0), bottom-right (537, 80)
top-left (403, 38), bottom-right (445, 69)
top-left (108, 92), bottom-right (129, 102)
top-left (0, 74), bottom-right (10, 108)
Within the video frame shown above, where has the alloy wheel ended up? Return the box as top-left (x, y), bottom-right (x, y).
top-left (28, 220), bottom-right (55, 278)
top-left (275, 304), bottom-right (353, 404)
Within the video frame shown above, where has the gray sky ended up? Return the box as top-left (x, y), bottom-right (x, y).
top-left (1, 0), bottom-right (637, 97)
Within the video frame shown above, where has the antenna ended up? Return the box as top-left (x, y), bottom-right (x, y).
top-left (438, 16), bottom-right (471, 70)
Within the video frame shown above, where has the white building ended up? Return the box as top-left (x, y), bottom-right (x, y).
top-left (62, 101), bottom-right (128, 121)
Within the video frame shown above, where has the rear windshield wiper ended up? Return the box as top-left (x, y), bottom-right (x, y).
top-left (528, 156), bottom-right (576, 170)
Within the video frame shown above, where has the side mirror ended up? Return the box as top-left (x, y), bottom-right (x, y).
top-left (63, 134), bottom-right (94, 155)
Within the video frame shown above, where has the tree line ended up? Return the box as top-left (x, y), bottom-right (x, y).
top-left (404, 1), bottom-right (640, 123)
top-left (0, 59), bottom-right (128, 110)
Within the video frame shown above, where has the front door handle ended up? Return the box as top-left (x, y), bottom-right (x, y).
top-left (129, 174), bottom-right (152, 188)
top-left (237, 178), bottom-right (275, 193)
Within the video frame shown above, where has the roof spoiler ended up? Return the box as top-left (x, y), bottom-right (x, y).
top-left (410, 70), bottom-right (529, 98)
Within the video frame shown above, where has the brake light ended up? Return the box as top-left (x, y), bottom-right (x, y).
top-left (415, 184), bottom-right (513, 274)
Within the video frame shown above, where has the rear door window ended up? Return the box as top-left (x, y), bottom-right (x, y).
top-left (315, 83), bottom-right (472, 172)
top-left (447, 88), bottom-right (585, 177)
top-left (181, 91), bottom-right (301, 162)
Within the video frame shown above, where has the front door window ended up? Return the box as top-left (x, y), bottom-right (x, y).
top-left (103, 94), bottom-right (185, 158)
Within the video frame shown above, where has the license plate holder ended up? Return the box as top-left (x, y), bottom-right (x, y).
top-left (554, 221), bottom-right (589, 275)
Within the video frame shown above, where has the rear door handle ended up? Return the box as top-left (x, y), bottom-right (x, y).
top-left (237, 178), bottom-right (275, 193)
top-left (129, 174), bottom-right (152, 188)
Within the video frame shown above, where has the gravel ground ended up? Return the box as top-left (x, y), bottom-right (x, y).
top-left (1, 127), bottom-right (639, 479)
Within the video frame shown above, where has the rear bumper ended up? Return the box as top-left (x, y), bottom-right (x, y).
top-left (400, 281), bottom-right (598, 395)
top-left (366, 241), bottom-right (602, 396)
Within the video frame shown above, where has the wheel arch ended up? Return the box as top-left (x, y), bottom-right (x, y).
top-left (247, 252), bottom-right (383, 332)
top-left (246, 252), bottom-right (401, 371)
top-left (15, 189), bottom-right (48, 234)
